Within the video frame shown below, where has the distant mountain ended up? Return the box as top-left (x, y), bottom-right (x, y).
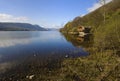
top-left (46, 28), bottom-right (59, 31)
top-left (0, 22), bottom-right (47, 31)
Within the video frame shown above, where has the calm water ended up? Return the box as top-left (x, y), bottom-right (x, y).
top-left (0, 31), bottom-right (89, 79)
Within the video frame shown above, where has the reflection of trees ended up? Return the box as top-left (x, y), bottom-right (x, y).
top-left (62, 33), bottom-right (93, 48)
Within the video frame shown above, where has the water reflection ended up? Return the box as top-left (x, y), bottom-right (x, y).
top-left (0, 31), bottom-right (89, 80)
top-left (0, 62), bottom-right (14, 74)
top-left (62, 33), bottom-right (93, 48)
top-left (0, 31), bottom-right (36, 48)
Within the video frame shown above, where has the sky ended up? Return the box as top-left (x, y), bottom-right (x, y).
top-left (0, 0), bottom-right (112, 28)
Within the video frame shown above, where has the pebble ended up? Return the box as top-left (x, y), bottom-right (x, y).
top-left (65, 55), bottom-right (68, 58)
top-left (26, 75), bottom-right (35, 79)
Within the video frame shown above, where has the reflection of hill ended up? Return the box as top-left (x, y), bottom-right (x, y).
top-left (62, 33), bottom-right (93, 48)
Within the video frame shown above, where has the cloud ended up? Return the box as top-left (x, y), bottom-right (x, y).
top-left (87, 0), bottom-right (112, 12)
top-left (0, 39), bottom-right (31, 48)
top-left (0, 13), bottom-right (29, 22)
top-left (80, 14), bottom-right (85, 17)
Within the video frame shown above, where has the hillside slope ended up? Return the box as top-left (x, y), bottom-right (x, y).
top-left (0, 23), bottom-right (47, 31)
top-left (61, 0), bottom-right (120, 50)
top-left (60, 0), bottom-right (120, 32)
top-left (59, 0), bottom-right (120, 81)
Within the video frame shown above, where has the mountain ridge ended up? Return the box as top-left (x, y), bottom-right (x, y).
top-left (0, 22), bottom-right (47, 31)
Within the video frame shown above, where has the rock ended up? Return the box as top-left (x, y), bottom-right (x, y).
top-left (65, 55), bottom-right (68, 58)
top-left (26, 75), bottom-right (35, 79)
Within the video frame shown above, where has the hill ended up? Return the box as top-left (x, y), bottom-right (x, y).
top-left (0, 22), bottom-right (47, 31)
top-left (60, 0), bottom-right (120, 32)
top-left (59, 0), bottom-right (120, 81)
top-left (60, 0), bottom-right (120, 50)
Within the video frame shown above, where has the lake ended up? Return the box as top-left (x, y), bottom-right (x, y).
top-left (0, 31), bottom-right (89, 80)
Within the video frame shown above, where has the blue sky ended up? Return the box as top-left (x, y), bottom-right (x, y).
top-left (0, 0), bottom-right (112, 28)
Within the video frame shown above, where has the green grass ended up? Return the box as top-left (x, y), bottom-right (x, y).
top-left (61, 50), bottom-right (120, 81)
top-left (60, 2), bottom-right (120, 80)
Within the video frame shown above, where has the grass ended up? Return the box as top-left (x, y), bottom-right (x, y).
top-left (59, 1), bottom-right (120, 80)
top-left (61, 50), bottom-right (120, 81)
